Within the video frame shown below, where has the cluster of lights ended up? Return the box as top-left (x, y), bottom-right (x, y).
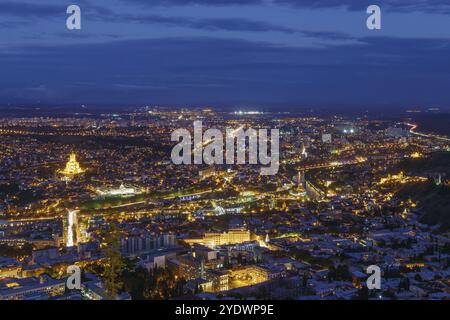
top-left (233, 111), bottom-right (263, 115)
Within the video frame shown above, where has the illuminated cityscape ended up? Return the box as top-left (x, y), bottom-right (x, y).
top-left (0, 0), bottom-right (449, 306)
top-left (0, 107), bottom-right (449, 300)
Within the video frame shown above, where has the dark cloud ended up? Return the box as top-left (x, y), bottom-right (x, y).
top-left (186, 17), bottom-right (296, 33)
top-left (53, 32), bottom-right (122, 40)
top-left (1, 1), bottom-right (449, 108)
top-left (121, 0), bottom-right (263, 7)
top-left (300, 30), bottom-right (354, 41)
top-left (0, 1), bottom-right (294, 34)
top-left (0, 20), bottom-right (26, 29)
top-left (0, 1), bottom-right (114, 19)
top-left (275, 0), bottom-right (450, 14)
top-left (0, 2), bottom-right (63, 17)
top-left (115, 13), bottom-right (296, 33)
top-left (2, 36), bottom-right (449, 108)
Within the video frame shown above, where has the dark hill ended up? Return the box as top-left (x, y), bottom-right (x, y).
top-left (394, 152), bottom-right (450, 226)
top-left (396, 181), bottom-right (450, 226)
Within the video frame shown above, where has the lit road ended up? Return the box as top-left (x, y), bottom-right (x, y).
top-left (406, 123), bottom-right (450, 142)
top-left (297, 157), bottom-right (367, 171)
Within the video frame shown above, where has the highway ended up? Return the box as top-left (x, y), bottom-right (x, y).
top-left (406, 123), bottom-right (450, 142)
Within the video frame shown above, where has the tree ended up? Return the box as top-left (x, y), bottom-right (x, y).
top-left (102, 222), bottom-right (124, 300)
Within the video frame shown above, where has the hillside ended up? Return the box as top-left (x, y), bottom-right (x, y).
top-left (394, 152), bottom-right (450, 226)
top-left (396, 182), bottom-right (450, 226)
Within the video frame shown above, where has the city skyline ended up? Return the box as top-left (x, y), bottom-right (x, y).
top-left (1, 109), bottom-right (449, 301)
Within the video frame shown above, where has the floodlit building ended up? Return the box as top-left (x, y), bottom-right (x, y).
top-left (58, 152), bottom-right (85, 180)
top-left (96, 184), bottom-right (141, 198)
top-left (184, 229), bottom-right (251, 248)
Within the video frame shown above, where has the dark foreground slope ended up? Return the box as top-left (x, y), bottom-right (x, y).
top-left (395, 152), bottom-right (450, 226)
top-left (397, 182), bottom-right (450, 226)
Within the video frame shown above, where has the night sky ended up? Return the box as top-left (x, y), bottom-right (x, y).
top-left (1, 0), bottom-right (450, 110)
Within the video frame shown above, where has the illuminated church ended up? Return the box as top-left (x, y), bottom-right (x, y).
top-left (58, 152), bottom-right (85, 180)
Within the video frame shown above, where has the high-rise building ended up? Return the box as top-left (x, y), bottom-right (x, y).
top-left (120, 233), bottom-right (176, 255)
top-left (64, 210), bottom-right (80, 247)
top-left (301, 144), bottom-right (308, 159)
top-left (386, 127), bottom-right (408, 138)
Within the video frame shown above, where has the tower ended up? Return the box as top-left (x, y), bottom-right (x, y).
top-left (435, 174), bottom-right (442, 186)
top-left (298, 170), bottom-right (306, 189)
top-left (301, 144), bottom-right (308, 159)
top-left (64, 210), bottom-right (81, 247)
top-left (200, 259), bottom-right (205, 279)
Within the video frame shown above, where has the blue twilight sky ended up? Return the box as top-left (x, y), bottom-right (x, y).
top-left (0, 0), bottom-right (450, 110)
